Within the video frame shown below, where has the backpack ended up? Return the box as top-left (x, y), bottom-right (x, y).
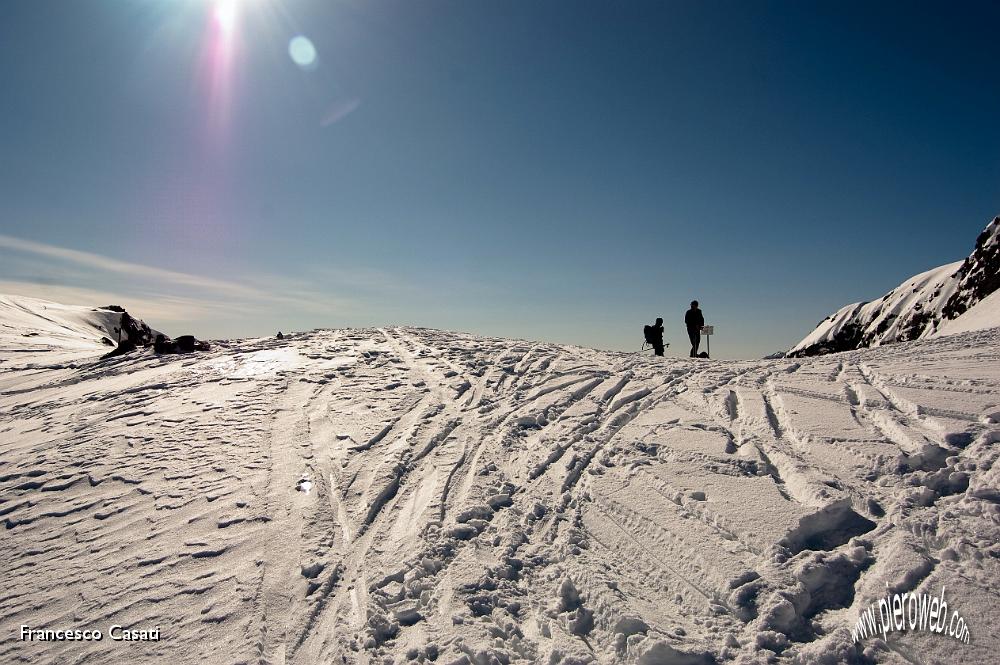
top-left (643, 325), bottom-right (656, 344)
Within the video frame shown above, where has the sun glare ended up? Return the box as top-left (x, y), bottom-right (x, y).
top-left (213, 0), bottom-right (238, 35)
top-left (201, 0), bottom-right (244, 146)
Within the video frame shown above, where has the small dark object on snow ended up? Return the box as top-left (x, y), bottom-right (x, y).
top-left (277, 331), bottom-right (284, 339)
top-left (154, 333), bottom-right (211, 354)
top-left (154, 334), bottom-right (174, 354)
top-left (698, 351), bottom-right (710, 359)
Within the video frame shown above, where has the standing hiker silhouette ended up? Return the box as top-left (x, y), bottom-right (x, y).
top-left (685, 301), bottom-right (704, 358)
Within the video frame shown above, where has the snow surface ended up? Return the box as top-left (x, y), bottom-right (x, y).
top-left (935, 289), bottom-right (1000, 338)
top-left (0, 294), bottom-right (123, 354)
top-left (1, 297), bottom-right (999, 664)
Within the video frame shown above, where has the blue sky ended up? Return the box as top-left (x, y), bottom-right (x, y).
top-left (1, 1), bottom-right (997, 357)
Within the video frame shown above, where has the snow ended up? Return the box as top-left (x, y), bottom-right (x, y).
top-left (935, 288), bottom-right (1000, 337)
top-left (1, 297), bottom-right (998, 664)
top-left (0, 294), bottom-right (123, 355)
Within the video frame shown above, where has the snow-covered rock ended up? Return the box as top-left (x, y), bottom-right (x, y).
top-left (788, 216), bottom-right (1000, 357)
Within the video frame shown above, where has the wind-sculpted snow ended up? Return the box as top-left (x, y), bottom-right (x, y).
top-left (1, 321), bottom-right (999, 664)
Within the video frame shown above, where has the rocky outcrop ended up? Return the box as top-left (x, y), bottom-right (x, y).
top-left (941, 217), bottom-right (1000, 320)
top-left (788, 216), bottom-right (1000, 357)
top-left (100, 306), bottom-right (163, 358)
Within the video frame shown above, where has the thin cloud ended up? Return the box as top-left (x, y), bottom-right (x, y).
top-left (302, 264), bottom-right (420, 294)
top-left (0, 280), bottom-right (219, 322)
top-left (0, 233), bottom-right (348, 313)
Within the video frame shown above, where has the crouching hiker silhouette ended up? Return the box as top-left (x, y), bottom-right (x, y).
top-left (643, 317), bottom-right (666, 356)
top-left (685, 301), bottom-right (704, 358)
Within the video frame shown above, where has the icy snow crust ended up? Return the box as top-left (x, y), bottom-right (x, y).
top-left (2, 315), bottom-right (999, 663)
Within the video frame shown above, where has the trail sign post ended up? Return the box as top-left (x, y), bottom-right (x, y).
top-left (701, 325), bottom-right (714, 358)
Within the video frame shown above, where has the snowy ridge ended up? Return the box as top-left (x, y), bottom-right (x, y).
top-left (788, 216), bottom-right (1000, 357)
top-left (0, 295), bottom-right (159, 363)
top-left (1, 299), bottom-right (998, 664)
top-left (0, 295), bottom-right (120, 351)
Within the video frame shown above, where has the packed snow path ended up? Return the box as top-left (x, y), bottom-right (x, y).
top-left (1, 327), bottom-right (998, 664)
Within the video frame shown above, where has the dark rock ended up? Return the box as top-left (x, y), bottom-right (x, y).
top-left (154, 333), bottom-right (211, 355)
top-left (101, 339), bottom-right (136, 359)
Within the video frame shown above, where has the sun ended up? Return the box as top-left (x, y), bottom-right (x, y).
top-left (213, 0), bottom-right (239, 36)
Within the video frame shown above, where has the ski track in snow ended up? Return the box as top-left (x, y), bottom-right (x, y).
top-left (1, 325), bottom-right (999, 664)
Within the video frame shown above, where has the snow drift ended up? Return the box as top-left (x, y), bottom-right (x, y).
top-left (1, 297), bottom-right (998, 664)
top-left (788, 216), bottom-right (1000, 357)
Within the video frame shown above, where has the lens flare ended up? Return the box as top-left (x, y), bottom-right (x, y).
top-left (289, 35), bottom-right (318, 69)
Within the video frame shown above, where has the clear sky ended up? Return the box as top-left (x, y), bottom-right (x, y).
top-left (1, 1), bottom-right (998, 358)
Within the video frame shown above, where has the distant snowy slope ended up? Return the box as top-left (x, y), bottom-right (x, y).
top-left (0, 294), bottom-right (158, 361)
top-left (0, 295), bottom-right (121, 350)
top-left (935, 288), bottom-right (1000, 337)
top-left (789, 216), bottom-right (1000, 357)
top-left (788, 261), bottom-right (962, 356)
